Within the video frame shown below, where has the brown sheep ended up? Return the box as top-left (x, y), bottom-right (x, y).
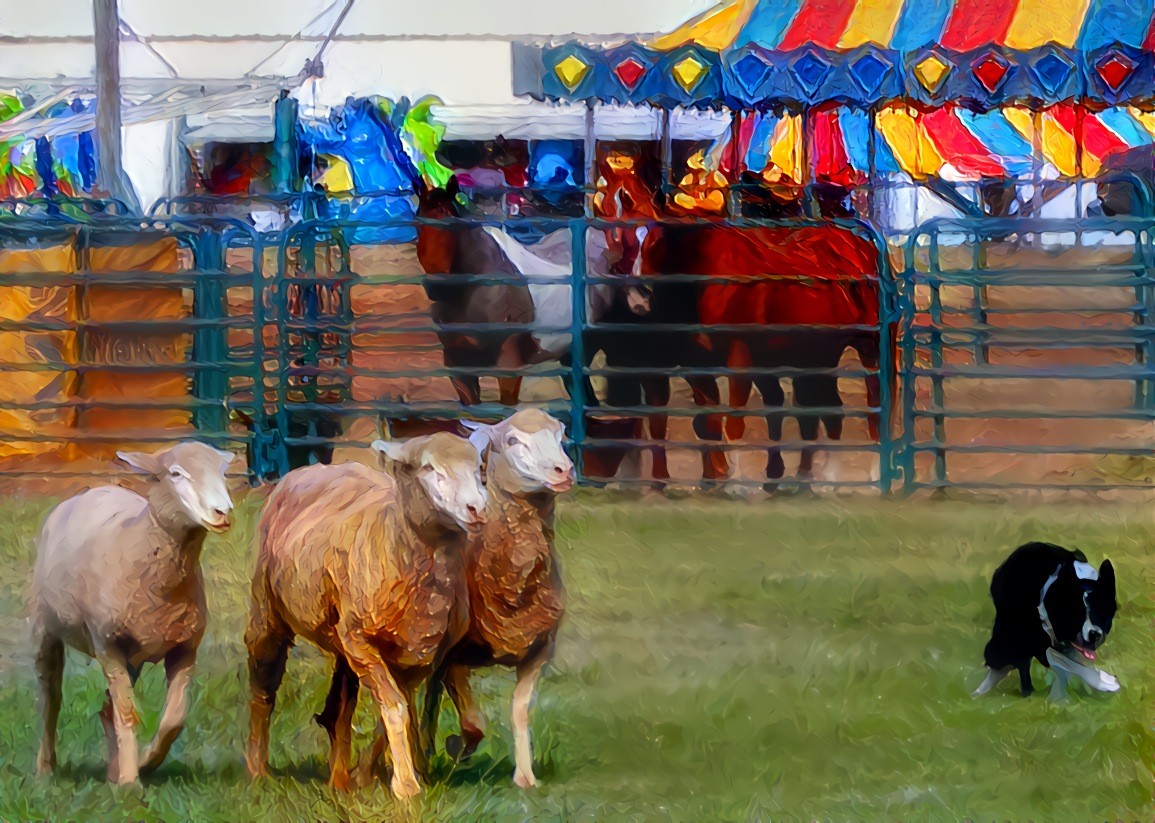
top-left (30, 441), bottom-right (237, 785)
top-left (243, 432), bottom-right (487, 799)
top-left (355, 409), bottom-right (575, 789)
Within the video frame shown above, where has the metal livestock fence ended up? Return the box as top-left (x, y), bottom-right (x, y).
top-left (0, 204), bottom-right (1153, 496)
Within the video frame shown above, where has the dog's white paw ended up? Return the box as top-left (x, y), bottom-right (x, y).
top-left (1095, 670), bottom-right (1121, 692)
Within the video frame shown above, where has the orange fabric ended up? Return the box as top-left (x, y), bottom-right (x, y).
top-left (0, 243), bottom-right (79, 459)
top-left (77, 238), bottom-right (193, 450)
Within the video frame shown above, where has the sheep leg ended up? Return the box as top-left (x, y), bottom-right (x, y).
top-left (352, 719), bottom-right (388, 790)
top-left (244, 605), bottom-right (292, 780)
top-left (511, 645), bottom-right (550, 789)
top-left (316, 655), bottom-right (359, 790)
top-left (34, 632), bottom-right (64, 776)
top-left (139, 647), bottom-right (195, 775)
top-left (98, 654), bottom-right (140, 785)
top-left (341, 631), bottom-right (422, 800)
top-left (98, 696), bottom-right (119, 783)
top-left (403, 677), bottom-right (431, 780)
top-left (443, 662), bottom-right (485, 762)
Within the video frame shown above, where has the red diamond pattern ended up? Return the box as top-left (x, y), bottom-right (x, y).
top-left (614, 58), bottom-right (646, 90)
top-left (1096, 54), bottom-right (1134, 91)
top-left (973, 54), bottom-right (1009, 93)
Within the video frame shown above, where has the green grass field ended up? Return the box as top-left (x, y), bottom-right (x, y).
top-left (0, 492), bottom-right (1151, 821)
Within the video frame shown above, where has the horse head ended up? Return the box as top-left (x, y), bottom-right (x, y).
top-left (416, 173), bottom-right (464, 219)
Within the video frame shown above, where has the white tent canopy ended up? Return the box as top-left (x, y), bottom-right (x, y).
top-left (0, 0), bottom-right (714, 205)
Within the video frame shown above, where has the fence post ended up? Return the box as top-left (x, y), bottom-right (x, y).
top-left (569, 218), bottom-right (588, 480)
top-left (875, 238), bottom-right (897, 495)
top-left (900, 237), bottom-right (918, 496)
top-left (192, 228), bottom-right (228, 435)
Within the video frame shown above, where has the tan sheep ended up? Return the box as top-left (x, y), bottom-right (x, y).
top-left (29, 440), bottom-right (237, 785)
top-left (243, 432), bottom-right (487, 799)
top-left (355, 409), bottom-right (575, 790)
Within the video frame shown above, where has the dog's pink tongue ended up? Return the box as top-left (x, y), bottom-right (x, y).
top-left (1080, 647), bottom-right (1097, 661)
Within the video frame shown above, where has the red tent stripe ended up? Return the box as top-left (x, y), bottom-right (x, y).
top-left (1078, 112), bottom-right (1130, 160)
top-left (921, 106), bottom-right (1006, 177)
top-left (811, 107), bottom-right (860, 187)
top-left (778, 0), bottom-right (859, 50)
top-left (940, 0), bottom-right (1019, 51)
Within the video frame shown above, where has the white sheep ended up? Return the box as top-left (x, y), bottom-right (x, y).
top-left (29, 440), bottom-right (237, 785)
top-left (244, 431), bottom-right (487, 799)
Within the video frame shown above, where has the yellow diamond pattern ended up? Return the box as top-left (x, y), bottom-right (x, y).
top-left (555, 54), bottom-right (590, 91)
top-left (672, 54), bottom-right (707, 93)
top-left (914, 54), bottom-right (950, 92)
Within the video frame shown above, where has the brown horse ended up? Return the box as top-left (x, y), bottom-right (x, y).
top-left (415, 176), bottom-right (545, 407)
top-left (606, 167), bottom-right (893, 489)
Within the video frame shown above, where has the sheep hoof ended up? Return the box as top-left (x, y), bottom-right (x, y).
top-left (513, 770), bottom-right (537, 790)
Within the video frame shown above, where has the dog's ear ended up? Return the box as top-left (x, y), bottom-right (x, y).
top-left (1099, 559), bottom-right (1116, 598)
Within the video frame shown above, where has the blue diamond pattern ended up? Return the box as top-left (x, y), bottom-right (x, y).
top-left (849, 52), bottom-right (889, 96)
top-left (1031, 52), bottom-right (1074, 95)
top-left (733, 51), bottom-right (772, 95)
top-left (791, 51), bottom-right (831, 95)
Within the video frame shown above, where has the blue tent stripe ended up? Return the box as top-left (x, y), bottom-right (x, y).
top-left (1077, 0), bottom-right (1153, 51)
top-left (839, 108), bottom-right (901, 175)
top-left (955, 108), bottom-right (1036, 177)
top-left (890, 0), bottom-right (956, 52)
top-left (1098, 107), bottom-right (1154, 146)
top-left (743, 110), bottom-right (780, 172)
top-left (736, 0), bottom-right (805, 50)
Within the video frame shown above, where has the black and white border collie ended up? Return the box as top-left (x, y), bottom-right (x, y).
top-left (974, 542), bottom-right (1119, 700)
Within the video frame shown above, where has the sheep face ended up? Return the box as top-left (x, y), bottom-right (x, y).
top-left (117, 442), bottom-right (238, 532)
top-left (465, 410), bottom-right (576, 495)
top-left (373, 433), bottom-right (488, 531)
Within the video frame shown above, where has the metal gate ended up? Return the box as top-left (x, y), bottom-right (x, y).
top-left (259, 214), bottom-right (898, 493)
top-left (897, 215), bottom-right (1155, 493)
top-left (0, 210), bottom-right (262, 486)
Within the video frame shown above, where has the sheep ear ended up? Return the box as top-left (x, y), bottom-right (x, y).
top-left (467, 426), bottom-right (494, 457)
top-left (116, 450), bottom-right (164, 476)
top-left (372, 439), bottom-right (410, 464)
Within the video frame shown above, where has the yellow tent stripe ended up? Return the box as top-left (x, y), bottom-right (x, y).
top-left (1040, 111), bottom-right (1081, 177)
top-left (876, 106), bottom-right (943, 178)
top-left (768, 114), bottom-right (803, 181)
top-left (1004, 0), bottom-right (1092, 50)
top-left (650, 0), bottom-right (758, 52)
top-left (1128, 107), bottom-right (1155, 139)
top-left (838, 0), bottom-right (905, 48)
top-left (1001, 106), bottom-right (1036, 143)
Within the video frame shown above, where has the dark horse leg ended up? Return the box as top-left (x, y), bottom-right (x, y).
top-left (752, 374), bottom-right (787, 491)
top-left (793, 373), bottom-right (844, 483)
top-left (641, 375), bottom-right (671, 489)
top-left (853, 333), bottom-right (884, 443)
top-left (686, 374), bottom-right (728, 487)
top-left (584, 374), bottom-right (643, 484)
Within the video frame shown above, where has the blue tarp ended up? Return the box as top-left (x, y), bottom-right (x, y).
top-left (298, 98), bottom-right (421, 244)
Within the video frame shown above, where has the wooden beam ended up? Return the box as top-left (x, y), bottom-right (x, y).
top-left (93, 0), bottom-right (140, 210)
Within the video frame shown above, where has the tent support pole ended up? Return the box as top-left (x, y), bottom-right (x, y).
top-left (660, 106), bottom-right (673, 199)
top-left (273, 91), bottom-right (299, 194)
top-left (584, 101), bottom-right (596, 217)
top-left (93, 0), bottom-right (139, 211)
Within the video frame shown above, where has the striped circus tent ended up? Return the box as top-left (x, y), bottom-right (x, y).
top-left (651, 0), bottom-right (1154, 55)
top-left (514, 1), bottom-right (1155, 185)
top-left (734, 102), bottom-right (1153, 184)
